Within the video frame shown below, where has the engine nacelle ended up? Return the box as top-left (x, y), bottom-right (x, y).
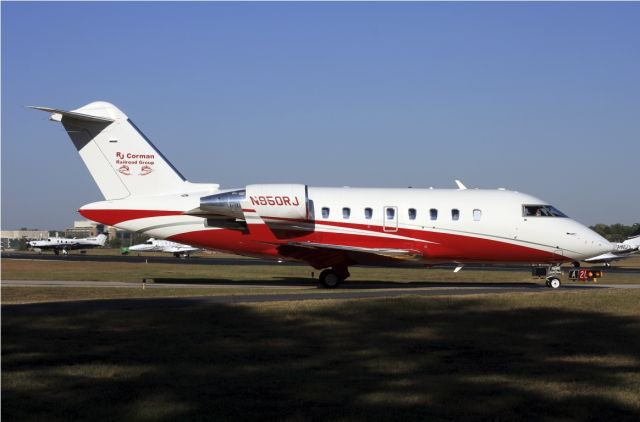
top-left (198, 184), bottom-right (308, 221)
top-left (245, 184), bottom-right (308, 220)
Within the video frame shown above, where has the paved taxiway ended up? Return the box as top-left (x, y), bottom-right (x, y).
top-left (3, 252), bottom-right (639, 274)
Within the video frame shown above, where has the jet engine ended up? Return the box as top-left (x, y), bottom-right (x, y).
top-left (196, 184), bottom-right (309, 221)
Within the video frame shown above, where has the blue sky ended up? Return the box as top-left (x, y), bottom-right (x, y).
top-left (2, 2), bottom-right (639, 229)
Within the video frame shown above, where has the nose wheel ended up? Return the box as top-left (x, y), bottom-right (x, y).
top-left (546, 277), bottom-right (561, 289)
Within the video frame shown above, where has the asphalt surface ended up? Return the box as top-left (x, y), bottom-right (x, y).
top-left (3, 251), bottom-right (640, 274)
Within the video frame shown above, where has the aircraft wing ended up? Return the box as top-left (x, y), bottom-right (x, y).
top-left (584, 253), bottom-right (619, 263)
top-left (276, 241), bottom-right (423, 269)
top-left (585, 249), bottom-right (639, 263)
top-left (286, 242), bottom-right (422, 259)
top-left (165, 246), bottom-right (200, 253)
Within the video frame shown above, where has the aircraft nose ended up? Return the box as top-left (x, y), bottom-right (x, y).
top-left (579, 229), bottom-right (612, 258)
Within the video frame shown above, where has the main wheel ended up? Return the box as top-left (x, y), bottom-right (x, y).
top-left (547, 277), bottom-right (561, 289)
top-left (319, 269), bottom-right (342, 289)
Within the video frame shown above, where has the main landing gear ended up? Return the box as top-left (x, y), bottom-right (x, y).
top-left (318, 266), bottom-right (351, 289)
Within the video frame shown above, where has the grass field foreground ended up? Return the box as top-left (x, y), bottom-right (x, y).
top-left (3, 290), bottom-right (640, 421)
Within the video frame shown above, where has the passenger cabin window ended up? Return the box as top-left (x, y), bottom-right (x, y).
top-left (386, 208), bottom-right (395, 220)
top-left (364, 208), bottom-right (373, 220)
top-left (430, 208), bottom-right (438, 221)
top-left (523, 205), bottom-right (568, 218)
top-left (342, 207), bottom-right (351, 219)
top-left (473, 209), bottom-right (482, 221)
top-left (322, 207), bottom-right (330, 219)
top-left (408, 208), bottom-right (417, 220)
top-left (452, 209), bottom-right (460, 221)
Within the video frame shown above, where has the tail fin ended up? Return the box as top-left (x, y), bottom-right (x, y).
top-left (31, 101), bottom-right (189, 200)
top-left (96, 234), bottom-right (108, 246)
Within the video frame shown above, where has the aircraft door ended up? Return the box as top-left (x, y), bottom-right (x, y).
top-left (383, 206), bottom-right (398, 232)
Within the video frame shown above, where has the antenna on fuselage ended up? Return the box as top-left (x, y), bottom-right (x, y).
top-left (455, 180), bottom-right (467, 190)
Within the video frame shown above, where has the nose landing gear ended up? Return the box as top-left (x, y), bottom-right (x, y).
top-left (533, 264), bottom-right (563, 289)
top-left (545, 276), bottom-right (561, 289)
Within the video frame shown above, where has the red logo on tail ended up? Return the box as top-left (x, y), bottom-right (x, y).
top-left (139, 165), bottom-right (154, 176)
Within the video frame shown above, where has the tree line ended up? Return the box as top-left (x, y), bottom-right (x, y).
top-left (589, 223), bottom-right (640, 243)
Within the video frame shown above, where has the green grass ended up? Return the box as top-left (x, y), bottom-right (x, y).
top-left (3, 290), bottom-right (640, 421)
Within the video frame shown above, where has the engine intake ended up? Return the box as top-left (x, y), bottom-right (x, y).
top-left (199, 189), bottom-right (246, 219)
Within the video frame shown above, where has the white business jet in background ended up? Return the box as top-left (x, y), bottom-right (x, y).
top-left (584, 235), bottom-right (640, 267)
top-left (31, 102), bottom-right (611, 288)
top-left (123, 238), bottom-right (201, 258)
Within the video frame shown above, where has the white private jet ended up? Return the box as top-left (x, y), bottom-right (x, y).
top-left (28, 233), bottom-right (107, 255)
top-left (584, 235), bottom-right (640, 267)
top-left (31, 101), bottom-right (611, 288)
top-left (123, 238), bottom-right (201, 258)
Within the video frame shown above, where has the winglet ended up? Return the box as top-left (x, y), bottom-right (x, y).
top-left (455, 180), bottom-right (467, 190)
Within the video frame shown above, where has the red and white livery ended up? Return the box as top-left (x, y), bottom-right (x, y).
top-left (32, 101), bottom-right (611, 287)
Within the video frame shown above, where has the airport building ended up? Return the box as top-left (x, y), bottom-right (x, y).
top-left (1, 229), bottom-right (51, 249)
top-left (2, 221), bottom-right (138, 250)
top-left (65, 220), bottom-right (106, 238)
top-left (65, 220), bottom-right (137, 246)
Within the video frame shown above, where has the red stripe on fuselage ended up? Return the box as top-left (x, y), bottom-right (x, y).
top-left (79, 208), bottom-right (566, 264)
top-left (251, 217), bottom-right (564, 262)
top-left (170, 225), bottom-right (564, 264)
top-left (78, 209), bottom-right (184, 226)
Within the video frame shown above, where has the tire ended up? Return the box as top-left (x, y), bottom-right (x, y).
top-left (548, 277), bottom-right (561, 289)
top-left (319, 269), bottom-right (342, 289)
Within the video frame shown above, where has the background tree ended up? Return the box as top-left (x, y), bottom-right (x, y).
top-left (590, 223), bottom-right (639, 242)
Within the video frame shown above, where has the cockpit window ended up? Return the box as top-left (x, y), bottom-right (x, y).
top-left (522, 205), bottom-right (568, 218)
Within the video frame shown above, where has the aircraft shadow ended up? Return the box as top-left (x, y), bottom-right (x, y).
top-left (3, 293), bottom-right (639, 420)
top-left (151, 276), bottom-right (545, 290)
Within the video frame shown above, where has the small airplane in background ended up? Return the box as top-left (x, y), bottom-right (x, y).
top-left (28, 233), bottom-right (107, 255)
top-left (32, 101), bottom-right (612, 288)
top-left (584, 235), bottom-right (640, 267)
top-left (122, 238), bottom-right (201, 258)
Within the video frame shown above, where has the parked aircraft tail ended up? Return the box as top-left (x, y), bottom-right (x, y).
top-left (96, 233), bottom-right (108, 246)
top-left (31, 101), bottom-right (192, 200)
